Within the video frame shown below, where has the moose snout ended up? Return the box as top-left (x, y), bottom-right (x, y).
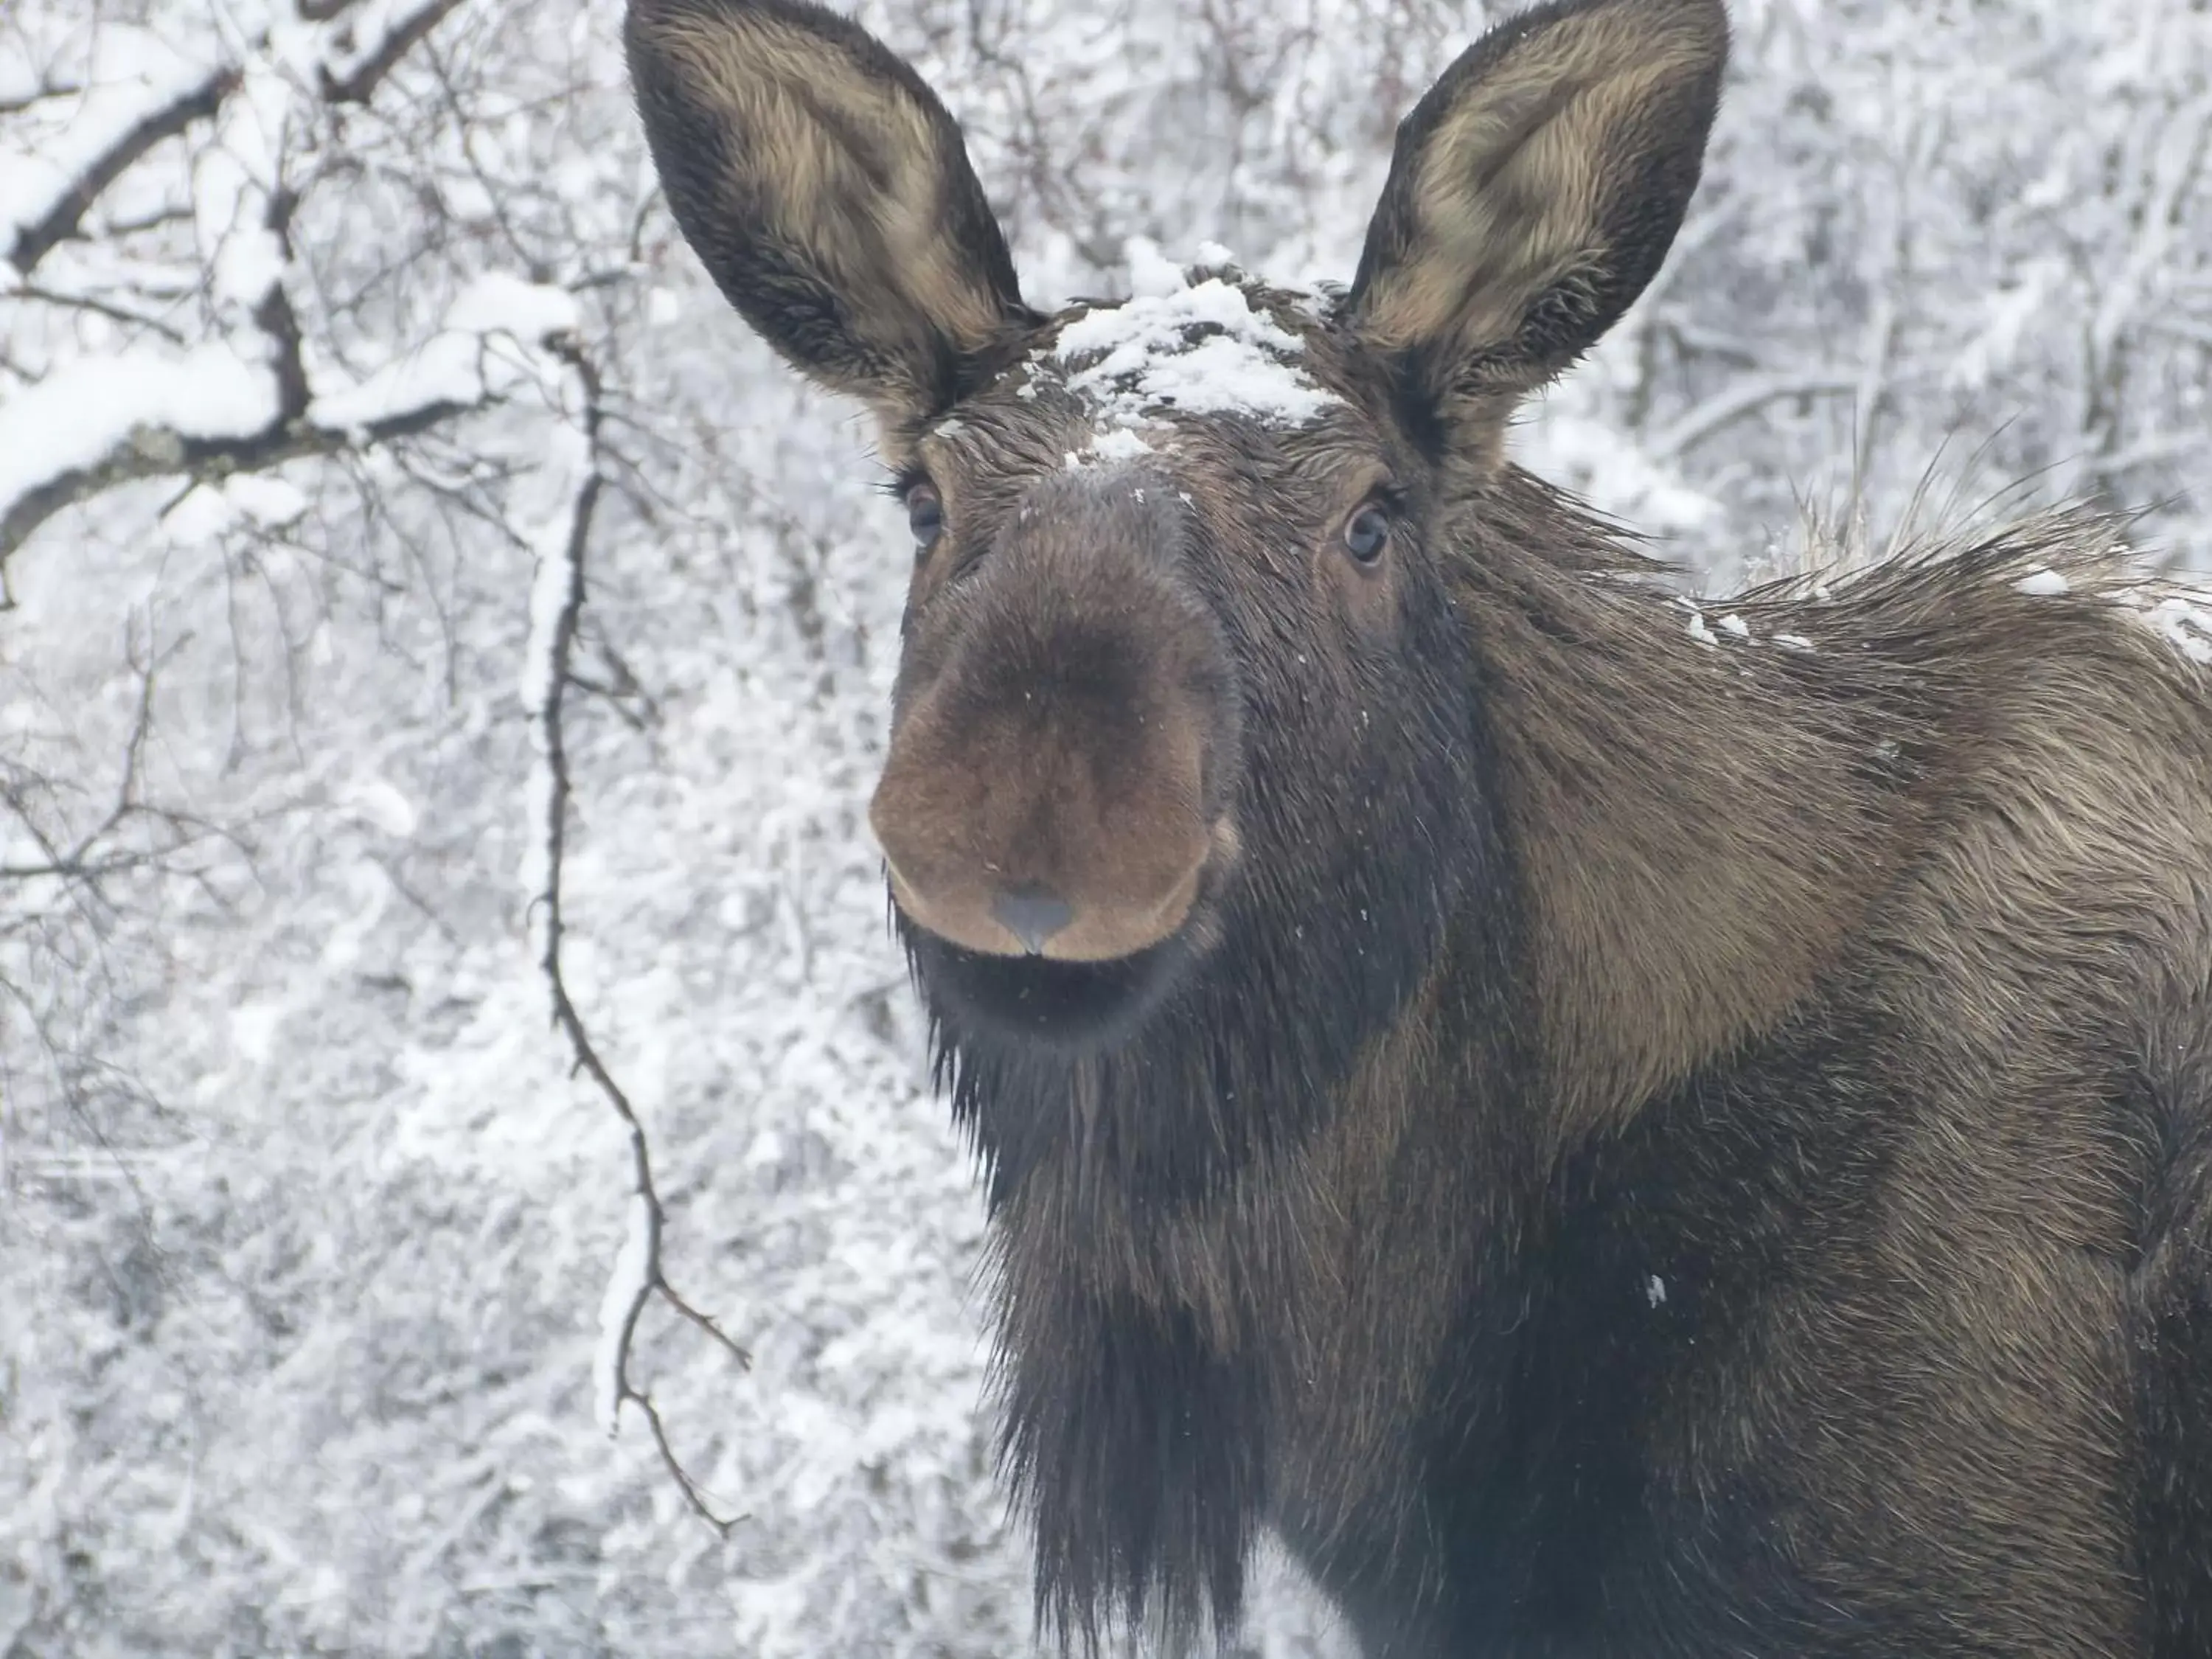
top-left (868, 533), bottom-right (1234, 961)
top-left (869, 692), bottom-right (1219, 961)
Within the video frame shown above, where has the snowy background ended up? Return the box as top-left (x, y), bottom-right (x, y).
top-left (1, 0), bottom-right (2207, 1654)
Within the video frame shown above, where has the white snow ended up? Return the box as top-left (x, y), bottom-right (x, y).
top-left (1773, 633), bottom-right (1817, 652)
top-left (2142, 595), bottom-right (2212, 665)
top-left (0, 54), bottom-right (41, 108)
top-left (1684, 611), bottom-right (1719, 648)
top-left (521, 430), bottom-right (591, 715)
top-left (446, 271), bottom-right (580, 339)
top-left (212, 226), bottom-right (285, 309)
top-left (1718, 613), bottom-right (1751, 639)
top-left (1124, 234), bottom-right (1186, 299)
top-left (1050, 272), bottom-right (1339, 432)
top-left (516, 407), bottom-right (594, 907)
top-left (347, 775), bottom-right (420, 838)
top-left (195, 57), bottom-right (291, 312)
top-left (1512, 410), bottom-right (1722, 535)
top-left (1645, 1274), bottom-right (1667, 1308)
top-left (1949, 258), bottom-right (2063, 391)
top-left (593, 1193), bottom-right (654, 1434)
top-left (229, 1001), bottom-right (286, 1068)
top-left (159, 481), bottom-right (236, 546)
top-left (1065, 425), bottom-right (1155, 467)
top-left (223, 472), bottom-right (307, 526)
top-left (310, 347), bottom-right (453, 429)
top-left (2013, 567), bottom-right (2070, 597)
top-left (0, 342), bottom-right (274, 517)
top-left (0, 273), bottom-right (578, 535)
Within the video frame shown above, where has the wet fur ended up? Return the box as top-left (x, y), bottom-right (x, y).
top-left (626, 0), bottom-right (2212, 1652)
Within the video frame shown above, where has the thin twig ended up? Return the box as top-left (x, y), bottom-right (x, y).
top-left (10, 283), bottom-right (189, 343)
top-left (528, 335), bottom-right (749, 1537)
top-left (0, 625), bottom-right (223, 891)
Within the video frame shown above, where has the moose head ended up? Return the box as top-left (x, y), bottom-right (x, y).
top-left (625, 0), bottom-right (1725, 1064)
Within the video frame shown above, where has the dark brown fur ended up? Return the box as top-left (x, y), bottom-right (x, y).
top-left (627, 0), bottom-right (2212, 1652)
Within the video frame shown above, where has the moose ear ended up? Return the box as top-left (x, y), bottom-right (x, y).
top-left (625, 0), bottom-right (1034, 418)
top-left (1346, 0), bottom-right (1726, 437)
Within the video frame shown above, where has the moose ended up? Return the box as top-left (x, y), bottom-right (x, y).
top-left (625, 0), bottom-right (2212, 1651)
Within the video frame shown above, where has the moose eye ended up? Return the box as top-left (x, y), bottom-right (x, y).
top-left (906, 481), bottom-right (944, 549)
top-left (1343, 503), bottom-right (1390, 565)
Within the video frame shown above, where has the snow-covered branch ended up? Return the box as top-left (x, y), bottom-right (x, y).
top-left (521, 335), bottom-right (751, 1537)
top-left (0, 276), bottom-right (583, 584)
top-left (320, 0), bottom-right (470, 106)
top-left (3, 56), bottom-right (237, 275)
top-left (0, 0), bottom-right (498, 584)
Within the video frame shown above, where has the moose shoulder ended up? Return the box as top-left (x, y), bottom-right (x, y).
top-left (625, 0), bottom-right (2212, 1652)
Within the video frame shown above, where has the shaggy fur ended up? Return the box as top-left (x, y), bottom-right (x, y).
top-left (627, 0), bottom-right (2212, 1652)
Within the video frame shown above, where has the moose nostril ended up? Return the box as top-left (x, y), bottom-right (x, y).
top-left (992, 885), bottom-right (1074, 956)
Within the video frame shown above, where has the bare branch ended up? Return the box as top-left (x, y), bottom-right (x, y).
top-left (1648, 374), bottom-right (1863, 462)
top-left (10, 282), bottom-right (188, 343)
top-left (6, 65), bottom-right (240, 275)
top-left (95, 202), bottom-right (194, 239)
top-left (633, 1392), bottom-right (738, 1533)
top-left (526, 335), bottom-right (749, 1537)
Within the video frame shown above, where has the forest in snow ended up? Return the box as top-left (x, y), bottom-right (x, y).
top-left (1, 0), bottom-right (2208, 1653)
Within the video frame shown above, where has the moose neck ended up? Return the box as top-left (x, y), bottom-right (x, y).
top-left (1455, 468), bottom-right (1916, 1148)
